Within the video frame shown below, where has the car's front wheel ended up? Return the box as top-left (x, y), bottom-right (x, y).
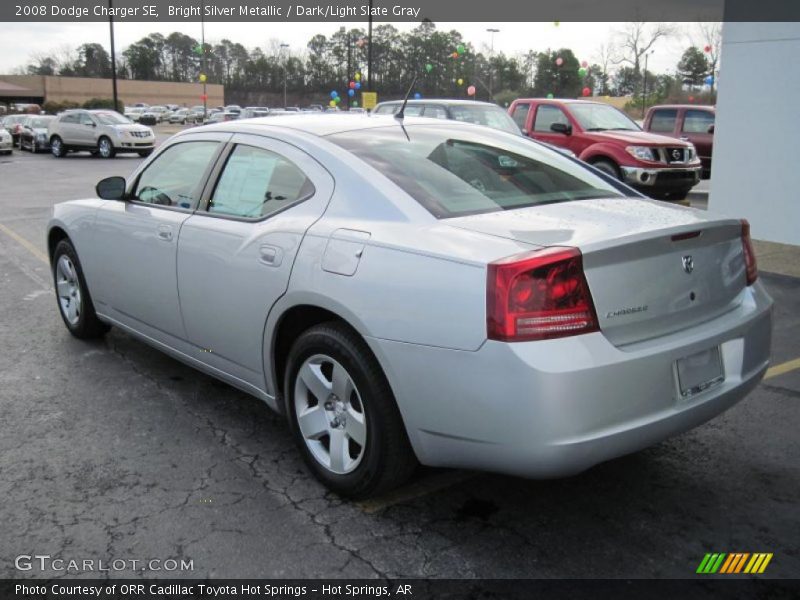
top-left (52, 240), bottom-right (110, 339)
top-left (285, 323), bottom-right (417, 498)
top-left (591, 158), bottom-right (621, 179)
top-left (97, 136), bottom-right (116, 158)
top-left (50, 136), bottom-right (65, 158)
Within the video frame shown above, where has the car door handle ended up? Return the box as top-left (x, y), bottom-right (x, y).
top-left (259, 244), bottom-right (283, 267)
top-left (157, 225), bottom-right (173, 241)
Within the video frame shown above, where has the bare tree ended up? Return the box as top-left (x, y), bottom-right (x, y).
top-left (613, 22), bottom-right (674, 76)
top-left (686, 22), bottom-right (721, 93)
top-left (594, 41), bottom-right (615, 94)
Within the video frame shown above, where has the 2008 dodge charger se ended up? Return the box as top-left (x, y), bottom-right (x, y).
top-left (47, 114), bottom-right (772, 498)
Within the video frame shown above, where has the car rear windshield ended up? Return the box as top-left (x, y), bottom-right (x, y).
top-left (448, 105), bottom-right (521, 134)
top-left (94, 112), bottom-right (130, 125)
top-left (328, 125), bottom-right (623, 218)
top-left (568, 103), bottom-right (640, 132)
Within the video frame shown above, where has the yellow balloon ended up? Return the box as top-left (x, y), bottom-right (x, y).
top-left (329, 100), bottom-right (336, 107)
top-left (355, 73), bottom-right (361, 81)
top-left (199, 74), bottom-right (207, 83)
top-left (457, 78), bottom-right (464, 86)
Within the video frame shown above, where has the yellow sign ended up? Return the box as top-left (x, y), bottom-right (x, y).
top-left (361, 91), bottom-right (377, 110)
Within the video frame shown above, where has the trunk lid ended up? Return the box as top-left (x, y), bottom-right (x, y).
top-left (447, 198), bottom-right (748, 346)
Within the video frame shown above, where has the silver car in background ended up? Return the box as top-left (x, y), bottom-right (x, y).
top-left (47, 115), bottom-right (772, 498)
top-left (47, 109), bottom-right (155, 158)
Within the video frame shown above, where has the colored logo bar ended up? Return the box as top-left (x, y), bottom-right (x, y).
top-left (697, 553), bottom-right (773, 574)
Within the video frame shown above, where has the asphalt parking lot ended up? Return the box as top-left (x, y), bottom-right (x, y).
top-left (0, 131), bottom-right (798, 580)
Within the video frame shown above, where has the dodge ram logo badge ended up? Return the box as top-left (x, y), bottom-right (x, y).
top-left (672, 149), bottom-right (682, 160)
top-left (682, 255), bottom-right (694, 274)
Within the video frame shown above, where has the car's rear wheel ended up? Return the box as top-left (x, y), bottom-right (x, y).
top-left (97, 136), bottom-right (116, 159)
top-left (591, 158), bottom-right (621, 179)
top-left (285, 322), bottom-right (417, 498)
top-left (50, 136), bottom-right (65, 158)
top-left (52, 240), bottom-right (110, 339)
top-left (30, 138), bottom-right (37, 153)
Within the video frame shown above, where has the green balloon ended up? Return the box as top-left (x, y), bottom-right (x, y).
top-left (578, 67), bottom-right (587, 77)
top-left (352, 101), bottom-right (358, 107)
top-left (425, 63), bottom-right (433, 73)
top-left (457, 44), bottom-right (466, 54)
top-left (547, 93), bottom-right (554, 99)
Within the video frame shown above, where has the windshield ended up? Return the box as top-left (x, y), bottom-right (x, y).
top-left (449, 105), bottom-right (521, 135)
top-left (94, 112), bottom-right (130, 125)
top-left (329, 125), bottom-right (623, 218)
top-left (569, 103), bottom-right (640, 131)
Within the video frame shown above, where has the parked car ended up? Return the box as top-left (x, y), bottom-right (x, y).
top-left (47, 109), bottom-right (155, 158)
top-left (240, 107), bottom-right (270, 119)
top-left (2, 114), bottom-right (28, 146)
top-left (0, 127), bottom-right (12, 154)
top-left (224, 105), bottom-right (242, 115)
top-left (374, 99), bottom-right (576, 158)
top-left (19, 115), bottom-right (56, 152)
top-left (204, 111), bottom-right (238, 124)
top-left (509, 99), bottom-right (702, 200)
top-left (168, 108), bottom-right (194, 124)
top-left (144, 105), bottom-right (171, 123)
top-left (124, 107), bottom-right (145, 122)
top-left (47, 114), bottom-right (771, 498)
top-left (644, 104), bottom-right (715, 179)
top-left (138, 111), bottom-right (158, 126)
top-left (189, 105), bottom-right (208, 122)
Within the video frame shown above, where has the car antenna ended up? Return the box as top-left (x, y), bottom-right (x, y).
top-left (395, 73), bottom-right (419, 121)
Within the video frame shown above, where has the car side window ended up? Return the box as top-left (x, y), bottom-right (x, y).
top-left (511, 103), bottom-right (530, 129)
top-left (682, 109), bottom-right (715, 133)
top-left (374, 105), bottom-right (397, 115)
top-left (533, 105), bottom-right (569, 132)
top-left (422, 105), bottom-right (449, 119)
top-left (207, 144), bottom-right (315, 219)
top-left (61, 113), bottom-right (79, 124)
top-left (649, 109), bottom-right (678, 132)
top-left (79, 113), bottom-right (95, 126)
top-left (133, 141), bottom-right (219, 209)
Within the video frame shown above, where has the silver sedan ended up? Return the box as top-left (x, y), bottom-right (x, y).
top-left (47, 114), bottom-right (772, 497)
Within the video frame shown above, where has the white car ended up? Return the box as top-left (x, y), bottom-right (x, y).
top-left (46, 114), bottom-right (772, 497)
top-left (0, 127), bottom-right (12, 154)
top-left (47, 109), bottom-right (155, 158)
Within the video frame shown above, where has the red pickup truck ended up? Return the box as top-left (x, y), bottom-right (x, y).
top-left (643, 104), bottom-right (715, 179)
top-left (509, 99), bottom-right (702, 200)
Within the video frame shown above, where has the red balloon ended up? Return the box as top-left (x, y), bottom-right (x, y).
top-left (688, 95), bottom-right (695, 102)
top-left (200, 94), bottom-right (208, 101)
top-left (582, 87), bottom-right (591, 97)
top-left (704, 45), bottom-right (712, 53)
top-left (349, 81), bottom-right (356, 89)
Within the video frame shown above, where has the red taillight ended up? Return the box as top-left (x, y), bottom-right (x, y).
top-left (741, 219), bottom-right (758, 285)
top-left (487, 247), bottom-right (599, 342)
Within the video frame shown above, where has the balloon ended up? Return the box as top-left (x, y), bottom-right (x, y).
top-left (556, 57), bottom-right (563, 66)
top-left (330, 90), bottom-right (338, 99)
top-left (425, 63), bottom-right (433, 73)
top-left (705, 75), bottom-right (714, 85)
top-left (414, 92), bottom-right (422, 99)
top-left (467, 85), bottom-right (476, 96)
top-left (704, 45), bottom-right (712, 53)
top-left (200, 94), bottom-right (208, 101)
top-left (457, 44), bottom-right (466, 54)
top-left (348, 89), bottom-right (355, 97)
top-left (451, 52), bottom-right (459, 59)
top-left (329, 100), bottom-right (336, 107)
top-left (688, 95), bottom-right (695, 102)
top-left (199, 73), bottom-right (207, 83)
top-left (355, 72), bottom-right (361, 81)
top-left (578, 67), bottom-right (587, 78)
top-left (334, 96), bottom-right (341, 104)
top-left (582, 87), bottom-right (591, 97)
top-left (355, 82), bottom-right (361, 90)
top-left (457, 78), bottom-right (464, 86)
top-left (581, 60), bottom-right (588, 68)
top-left (352, 101), bottom-right (358, 107)
top-left (349, 81), bottom-right (356, 89)
top-left (546, 93), bottom-right (554, 99)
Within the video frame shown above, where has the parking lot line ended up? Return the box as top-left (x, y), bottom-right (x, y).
top-left (765, 357), bottom-right (800, 380)
top-left (0, 222), bottom-right (49, 264)
top-left (357, 470), bottom-right (476, 513)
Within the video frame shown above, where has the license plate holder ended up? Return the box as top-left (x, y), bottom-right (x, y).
top-left (676, 346), bottom-right (724, 398)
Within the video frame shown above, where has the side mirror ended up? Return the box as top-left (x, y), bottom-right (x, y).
top-left (96, 176), bottom-right (126, 201)
top-left (707, 124), bottom-right (715, 134)
top-left (550, 122), bottom-right (572, 135)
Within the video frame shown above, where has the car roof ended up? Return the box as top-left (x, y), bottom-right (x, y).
top-left (196, 113), bottom-right (501, 138)
top-left (514, 98), bottom-right (610, 106)
top-left (647, 104), bottom-right (716, 111)
top-left (376, 99), bottom-right (499, 108)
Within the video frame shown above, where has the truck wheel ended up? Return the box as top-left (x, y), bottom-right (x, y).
top-left (285, 322), bottom-right (417, 498)
top-left (591, 159), bottom-right (621, 180)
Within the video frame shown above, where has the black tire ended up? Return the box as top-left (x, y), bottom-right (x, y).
top-left (591, 158), bottom-right (621, 180)
top-left (284, 322), bottom-right (417, 498)
top-left (97, 136), bottom-right (116, 158)
top-left (52, 239), bottom-right (110, 339)
top-left (50, 136), bottom-right (65, 158)
top-left (138, 150), bottom-right (153, 158)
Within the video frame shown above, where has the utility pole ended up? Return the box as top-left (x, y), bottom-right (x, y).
top-left (367, 0), bottom-right (373, 91)
top-left (486, 28), bottom-right (499, 101)
top-left (641, 49), bottom-right (653, 119)
top-left (280, 43), bottom-right (290, 108)
top-left (108, 0), bottom-right (118, 112)
top-left (201, 0), bottom-right (207, 120)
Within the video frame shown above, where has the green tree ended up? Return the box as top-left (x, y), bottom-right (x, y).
top-left (677, 46), bottom-right (710, 86)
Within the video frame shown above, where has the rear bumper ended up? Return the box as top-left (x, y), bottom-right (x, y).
top-left (621, 165), bottom-right (701, 190)
top-left (369, 282), bottom-right (772, 478)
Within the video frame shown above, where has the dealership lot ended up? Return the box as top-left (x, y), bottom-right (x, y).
top-left (1, 138), bottom-right (798, 579)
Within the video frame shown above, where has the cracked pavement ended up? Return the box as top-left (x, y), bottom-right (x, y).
top-left (0, 138), bottom-right (798, 580)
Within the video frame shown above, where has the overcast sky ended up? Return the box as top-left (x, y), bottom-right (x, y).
top-left (0, 21), bottom-right (701, 74)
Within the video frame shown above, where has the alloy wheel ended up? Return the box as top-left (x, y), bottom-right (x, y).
top-left (294, 354), bottom-right (367, 475)
top-left (55, 255), bottom-right (81, 326)
top-left (98, 138), bottom-right (112, 158)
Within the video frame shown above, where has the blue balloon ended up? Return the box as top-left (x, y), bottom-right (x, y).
top-left (348, 89), bottom-right (355, 97)
top-left (330, 90), bottom-right (338, 98)
top-left (355, 82), bottom-right (361, 90)
top-left (414, 92), bottom-right (422, 99)
top-left (705, 75), bottom-right (714, 85)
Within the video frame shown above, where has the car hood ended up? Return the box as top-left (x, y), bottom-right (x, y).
top-left (583, 129), bottom-right (691, 147)
top-left (111, 124), bottom-right (153, 133)
top-left (31, 127), bottom-right (50, 134)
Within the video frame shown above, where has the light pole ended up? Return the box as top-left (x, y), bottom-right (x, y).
top-left (486, 28), bottom-right (499, 100)
top-left (280, 43), bottom-right (290, 108)
top-left (108, 0), bottom-right (118, 112)
top-left (641, 49), bottom-right (654, 118)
